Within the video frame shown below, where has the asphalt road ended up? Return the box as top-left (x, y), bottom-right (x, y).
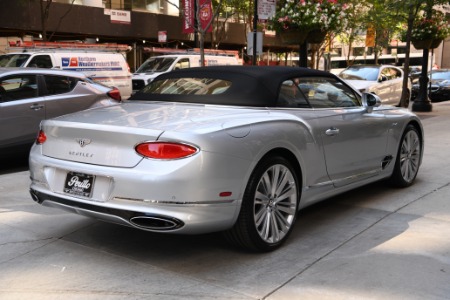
top-left (1, 102), bottom-right (450, 300)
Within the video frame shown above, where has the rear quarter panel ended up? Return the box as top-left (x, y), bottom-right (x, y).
top-left (158, 110), bottom-right (329, 203)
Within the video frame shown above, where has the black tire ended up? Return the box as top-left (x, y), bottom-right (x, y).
top-left (389, 124), bottom-right (422, 187)
top-left (224, 155), bottom-right (300, 252)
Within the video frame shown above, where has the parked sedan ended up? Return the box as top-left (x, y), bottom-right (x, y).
top-left (29, 66), bottom-right (423, 252)
top-left (0, 68), bottom-right (121, 154)
top-left (339, 64), bottom-right (411, 107)
top-left (411, 69), bottom-right (450, 102)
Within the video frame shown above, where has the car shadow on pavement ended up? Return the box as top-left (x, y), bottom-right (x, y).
top-left (62, 180), bottom-right (418, 276)
top-left (0, 150), bottom-right (29, 175)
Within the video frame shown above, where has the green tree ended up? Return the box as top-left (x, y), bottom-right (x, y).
top-left (389, 0), bottom-right (426, 107)
top-left (364, 0), bottom-right (399, 64)
top-left (211, 0), bottom-right (251, 49)
top-left (337, 0), bottom-right (369, 67)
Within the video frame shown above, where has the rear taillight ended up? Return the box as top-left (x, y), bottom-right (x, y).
top-left (135, 142), bottom-right (198, 159)
top-left (36, 130), bottom-right (47, 145)
top-left (107, 87), bottom-right (122, 102)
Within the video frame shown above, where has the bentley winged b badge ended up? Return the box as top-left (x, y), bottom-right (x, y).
top-left (76, 138), bottom-right (92, 148)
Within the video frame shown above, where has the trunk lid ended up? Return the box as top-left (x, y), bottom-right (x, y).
top-left (40, 102), bottom-right (260, 167)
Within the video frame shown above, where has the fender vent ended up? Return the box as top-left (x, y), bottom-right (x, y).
top-left (382, 155), bottom-right (393, 169)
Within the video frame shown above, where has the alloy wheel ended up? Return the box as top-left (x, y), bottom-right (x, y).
top-left (253, 164), bottom-right (298, 244)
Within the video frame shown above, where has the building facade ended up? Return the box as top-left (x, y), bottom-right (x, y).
top-left (0, 0), bottom-right (448, 71)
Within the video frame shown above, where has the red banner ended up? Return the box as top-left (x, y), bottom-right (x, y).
top-left (182, 0), bottom-right (194, 33)
top-left (182, 0), bottom-right (213, 34)
top-left (199, 0), bottom-right (213, 33)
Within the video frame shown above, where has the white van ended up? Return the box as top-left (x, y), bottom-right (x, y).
top-left (3, 51), bottom-right (132, 98)
top-left (132, 54), bottom-right (241, 92)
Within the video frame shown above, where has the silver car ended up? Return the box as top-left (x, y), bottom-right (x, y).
top-left (0, 68), bottom-right (121, 154)
top-left (29, 66), bottom-right (423, 251)
top-left (339, 64), bottom-right (411, 107)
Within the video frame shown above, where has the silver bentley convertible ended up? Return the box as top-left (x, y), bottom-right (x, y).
top-left (29, 66), bottom-right (423, 251)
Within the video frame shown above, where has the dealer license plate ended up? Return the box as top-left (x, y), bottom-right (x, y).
top-left (64, 172), bottom-right (95, 198)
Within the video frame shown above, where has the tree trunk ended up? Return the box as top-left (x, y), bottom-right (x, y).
top-left (400, 7), bottom-right (415, 108)
top-left (40, 0), bottom-right (52, 41)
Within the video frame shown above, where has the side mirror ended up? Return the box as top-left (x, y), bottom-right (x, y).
top-left (362, 92), bottom-right (381, 113)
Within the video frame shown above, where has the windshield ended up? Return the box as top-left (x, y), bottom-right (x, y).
top-left (430, 71), bottom-right (450, 80)
top-left (339, 66), bottom-right (380, 81)
top-left (0, 54), bottom-right (30, 67)
top-left (136, 57), bottom-right (176, 73)
top-left (0, 54), bottom-right (13, 67)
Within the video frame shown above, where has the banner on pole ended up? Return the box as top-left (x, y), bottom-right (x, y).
top-left (199, 0), bottom-right (213, 33)
top-left (365, 25), bottom-right (375, 47)
top-left (182, 0), bottom-right (213, 33)
top-left (182, 0), bottom-right (195, 33)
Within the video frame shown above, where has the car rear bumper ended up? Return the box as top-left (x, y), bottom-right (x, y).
top-left (30, 186), bottom-right (240, 234)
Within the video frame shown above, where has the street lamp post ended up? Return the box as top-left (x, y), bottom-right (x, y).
top-left (252, 0), bottom-right (258, 65)
top-left (412, 47), bottom-right (433, 112)
top-left (299, 41), bottom-right (308, 68)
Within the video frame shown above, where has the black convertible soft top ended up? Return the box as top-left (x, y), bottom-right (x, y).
top-left (130, 66), bottom-right (338, 107)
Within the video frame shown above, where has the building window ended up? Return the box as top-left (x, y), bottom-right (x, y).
top-left (331, 48), bottom-right (342, 57)
top-left (107, 0), bottom-right (130, 9)
top-left (352, 47), bottom-right (365, 56)
top-left (54, 0), bottom-right (179, 15)
top-left (137, 0), bottom-right (161, 12)
top-left (132, 0), bottom-right (179, 15)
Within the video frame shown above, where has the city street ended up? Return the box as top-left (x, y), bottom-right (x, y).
top-left (1, 102), bottom-right (450, 300)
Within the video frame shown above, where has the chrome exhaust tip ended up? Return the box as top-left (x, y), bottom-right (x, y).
top-left (30, 189), bottom-right (42, 203)
top-left (130, 215), bottom-right (183, 231)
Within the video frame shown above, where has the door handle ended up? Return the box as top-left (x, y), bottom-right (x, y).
top-left (30, 104), bottom-right (44, 111)
top-left (325, 127), bottom-right (340, 136)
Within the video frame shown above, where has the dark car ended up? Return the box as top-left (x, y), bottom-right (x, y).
top-left (407, 66), bottom-right (422, 83)
top-left (411, 69), bottom-right (450, 102)
top-left (0, 68), bottom-right (121, 155)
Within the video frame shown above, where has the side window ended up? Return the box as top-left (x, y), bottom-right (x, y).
top-left (391, 68), bottom-right (401, 79)
top-left (278, 79), bottom-right (310, 108)
top-left (298, 77), bottom-right (361, 108)
top-left (381, 68), bottom-right (400, 81)
top-left (174, 58), bottom-right (190, 70)
top-left (44, 75), bottom-right (78, 95)
top-left (0, 75), bottom-right (38, 102)
top-left (380, 68), bottom-right (389, 81)
top-left (28, 55), bottom-right (53, 68)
